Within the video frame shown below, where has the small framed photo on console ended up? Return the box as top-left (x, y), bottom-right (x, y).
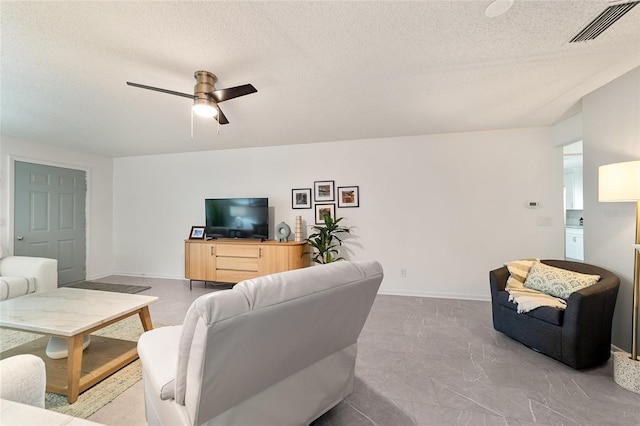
top-left (337, 186), bottom-right (359, 208)
top-left (292, 188), bottom-right (312, 209)
top-left (315, 203), bottom-right (335, 225)
top-left (189, 226), bottom-right (206, 240)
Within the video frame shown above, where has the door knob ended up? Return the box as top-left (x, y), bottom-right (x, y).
top-left (16, 236), bottom-right (24, 241)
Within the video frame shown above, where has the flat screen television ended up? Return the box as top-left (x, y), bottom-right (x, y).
top-left (205, 198), bottom-right (269, 240)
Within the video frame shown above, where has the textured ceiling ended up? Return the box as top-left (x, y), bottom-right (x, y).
top-left (1, 1), bottom-right (639, 157)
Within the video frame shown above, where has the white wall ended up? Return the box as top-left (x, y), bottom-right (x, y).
top-left (0, 135), bottom-right (114, 279)
top-left (583, 67), bottom-right (640, 352)
top-left (2, 68), bottom-right (635, 342)
top-left (552, 113), bottom-right (582, 148)
top-left (113, 127), bottom-right (564, 299)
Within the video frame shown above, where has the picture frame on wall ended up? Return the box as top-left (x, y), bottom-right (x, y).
top-left (292, 188), bottom-right (312, 209)
top-left (314, 180), bottom-right (335, 202)
top-left (315, 203), bottom-right (335, 225)
top-left (189, 226), bottom-right (206, 240)
top-left (337, 186), bottom-right (359, 208)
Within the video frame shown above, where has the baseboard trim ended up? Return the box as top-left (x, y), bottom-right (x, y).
top-left (611, 344), bottom-right (624, 352)
top-left (378, 288), bottom-right (490, 302)
top-left (88, 273), bottom-right (491, 301)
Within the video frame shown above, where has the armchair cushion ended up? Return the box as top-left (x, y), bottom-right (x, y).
top-left (0, 276), bottom-right (36, 301)
top-left (0, 256), bottom-right (58, 301)
top-left (497, 290), bottom-right (564, 326)
top-left (138, 326), bottom-right (181, 401)
top-left (524, 261), bottom-right (600, 299)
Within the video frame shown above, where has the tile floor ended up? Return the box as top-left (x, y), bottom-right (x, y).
top-left (86, 276), bottom-right (640, 426)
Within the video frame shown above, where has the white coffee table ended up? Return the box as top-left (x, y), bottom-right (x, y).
top-left (0, 288), bottom-right (158, 403)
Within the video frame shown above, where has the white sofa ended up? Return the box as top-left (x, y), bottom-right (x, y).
top-left (0, 256), bottom-right (58, 301)
top-left (137, 260), bottom-right (383, 426)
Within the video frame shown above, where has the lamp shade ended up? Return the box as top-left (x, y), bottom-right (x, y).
top-left (599, 160), bottom-right (640, 202)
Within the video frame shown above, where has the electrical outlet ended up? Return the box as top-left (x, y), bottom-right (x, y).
top-left (400, 268), bottom-right (407, 278)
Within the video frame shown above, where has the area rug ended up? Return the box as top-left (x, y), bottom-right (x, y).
top-left (63, 281), bottom-right (151, 294)
top-left (0, 316), bottom-right (163, 419)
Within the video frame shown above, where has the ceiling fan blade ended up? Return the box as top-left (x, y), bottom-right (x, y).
top-left (216, 107), bottom-right (229, 125)
top-left (209, 84), bottom-right (257, 103)
top-left (126, 82), bottom-right (195, 100)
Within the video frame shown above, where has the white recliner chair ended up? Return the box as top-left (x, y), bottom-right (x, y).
top-left (138, 260), bottom-right (384, 426)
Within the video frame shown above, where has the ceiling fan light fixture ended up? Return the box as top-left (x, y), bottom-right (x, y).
top-left (193, 99), bottom-right (218, 117)
top-left (127, 69), bottom-right (255, 126)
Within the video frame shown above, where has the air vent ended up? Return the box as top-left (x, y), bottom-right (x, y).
top-left (569, 1), bottom-right (639, 42)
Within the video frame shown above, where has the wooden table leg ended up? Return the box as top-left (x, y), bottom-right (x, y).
top-left (139, 306), bottom-right (153, 331)
top-left (66, 334), bottom-right (84, 403)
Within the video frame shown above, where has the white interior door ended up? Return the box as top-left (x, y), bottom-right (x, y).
top-left (14, 161), bottom-right (87, 285)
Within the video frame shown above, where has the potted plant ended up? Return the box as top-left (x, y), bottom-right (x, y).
top-left (306, 213), bottom-right (351, 264)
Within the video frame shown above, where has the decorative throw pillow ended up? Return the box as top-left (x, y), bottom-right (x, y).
top-left (504, 258), bottom-right (538, 289)
top-left (523, 261), bottom-right (600, 299)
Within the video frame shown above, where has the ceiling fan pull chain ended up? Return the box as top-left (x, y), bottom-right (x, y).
top-left (217, 105), bottom-right (221, 135)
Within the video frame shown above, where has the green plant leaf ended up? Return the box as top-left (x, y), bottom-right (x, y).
top-left (305, 214), bottom-right (352, 263)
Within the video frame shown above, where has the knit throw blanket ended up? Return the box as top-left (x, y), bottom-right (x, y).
top-left (505, 259), bottom-right (566, 314)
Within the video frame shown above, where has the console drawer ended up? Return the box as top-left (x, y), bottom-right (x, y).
top-left (216, 245), bottom-right (260, 258)
top-left (216, 270), bottom-right (259, 283)
top-left (216, 257), bottom-right (258, 271)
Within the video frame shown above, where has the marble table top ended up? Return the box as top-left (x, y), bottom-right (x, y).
top-left (0, 288), bottom-right (158, 336)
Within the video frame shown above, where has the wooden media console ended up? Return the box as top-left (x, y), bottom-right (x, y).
top-left (185, 239), bottom-right (309, 287)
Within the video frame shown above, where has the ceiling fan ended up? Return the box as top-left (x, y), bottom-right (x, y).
top-left (126, 70), bottom-right (257, 125)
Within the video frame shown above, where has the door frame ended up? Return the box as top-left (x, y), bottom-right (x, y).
top-left (7, 155), bottom-right (92, 275)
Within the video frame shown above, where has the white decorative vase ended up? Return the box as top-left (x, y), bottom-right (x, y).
top-left (613, 351), bottom-right (640, 394)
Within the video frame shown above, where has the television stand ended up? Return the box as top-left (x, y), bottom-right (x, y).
top-left (184, 239), bottom-right (309, 288)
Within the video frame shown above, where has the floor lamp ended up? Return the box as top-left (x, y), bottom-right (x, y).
top-left (599, 160), bottom-right (640, 394)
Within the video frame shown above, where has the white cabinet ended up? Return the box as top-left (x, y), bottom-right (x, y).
top-left (565, 227), bottom-right (584, 261)
top-left (564, 168), bottom-right (583, 210)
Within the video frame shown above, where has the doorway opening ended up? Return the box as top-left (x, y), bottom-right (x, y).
top-left (563, 141), bottom-right (583, 261)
